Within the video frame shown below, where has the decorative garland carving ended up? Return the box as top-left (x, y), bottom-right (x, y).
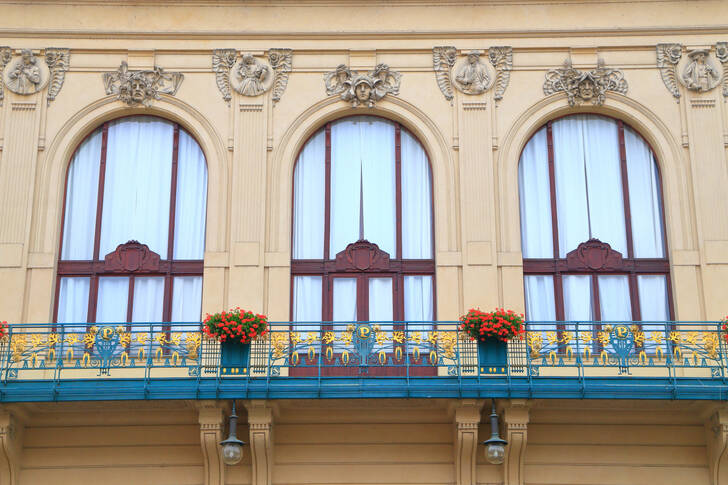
top-left (212, 48), bottom-right (236, 103)
top-left (543, 59), bottom-right (627, 106)
top-left (716, 42), bottom-right (728, 98)
top-left (0, 47), bottom-right (10, 105)
top-left (211, 48), bottom-right (292, 103)
top-left (656, 43), bottom-right (683, 100)
top-left (432, 46), bottom-right (512, 101)
top-left (103, 61), bottom-right (183, 107)
top-left (324, 63), bottom-right (401, 107)
top-left (45, 48), bottom-right (70, 105)
top-left (489, 46), bottom-right (513, 101)
top-left (433, 46), bottom-right (457, 100)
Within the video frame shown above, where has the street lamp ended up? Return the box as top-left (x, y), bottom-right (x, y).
top-left (220, 401), bottom-right (246, 465)
top-left (482, 399), bottom-right (508, 465)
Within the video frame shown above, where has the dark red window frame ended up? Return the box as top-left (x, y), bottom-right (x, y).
top-left (290, 117), bottom-right (437, 322)
top-left (521, 116), bottom-right (674, 323)
top-left (54, 117), bottom-right (205, 325)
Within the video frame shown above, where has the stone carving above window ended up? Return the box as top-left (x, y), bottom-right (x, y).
top-left (656, 43), bottom-right (683, 100)
top-left (324, 63), bottom-right (401, 107)
top-left (103, 61), bottom-right (184, 107)
top-left (543, 59), bottom-right (627, 106)
top-left (0, 47), bottom-right (70, 105)
top-left (681, 49), bottom-right (721, 92)
top-left (433, 46), bottom-right (512, 101)
top-left (717, 42), bottom-right (728, 98)
top-left (212, 49), bottom-right (292, 102)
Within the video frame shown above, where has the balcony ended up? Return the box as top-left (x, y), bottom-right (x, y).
top-left (0, 321), bottom-right (726, 402)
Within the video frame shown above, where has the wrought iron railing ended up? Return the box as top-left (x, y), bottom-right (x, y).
top-left (0, 321), bottom-right (725, 383)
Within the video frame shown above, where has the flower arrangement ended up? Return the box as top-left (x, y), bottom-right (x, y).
top-left (459, 308), bottom-right (525, 342)
top-left (0, 321), bottom-right (7, 340)
top-left (202, 308), bottom-right (268, 344)
top-left (722, 316), bottom-right (728, 343)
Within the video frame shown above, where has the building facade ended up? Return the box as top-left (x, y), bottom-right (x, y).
top-left (0, 0), bottom-right (728, 484)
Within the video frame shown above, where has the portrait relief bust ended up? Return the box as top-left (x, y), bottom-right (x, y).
top-left (3, 49), bottom-right (49, 95)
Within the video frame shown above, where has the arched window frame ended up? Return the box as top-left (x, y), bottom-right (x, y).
top-left (520, 115), bottom-right (674, 324)
top-left (290, 116), bottom-right (436, 322)
top-left (54, 116), bottom-right (208, 325)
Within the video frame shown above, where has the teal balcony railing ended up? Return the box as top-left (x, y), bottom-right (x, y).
top-left (0, 321), bottom-right (725, 401)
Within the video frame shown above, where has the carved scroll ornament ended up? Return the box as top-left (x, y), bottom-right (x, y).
top-left (543, 59), bottom-right (627, 106)
top-left (0, 47), bottom-right (10, 105)
top-left (432, 46), bottom-right (512, 101)
top-left (324, 63), bottom-right (401, 107)
top-left (656, 43), bottom-right (683, 100)
top-left (212, 48), bottom-right (292, 102)
top-left (103, 61), bottom-right (183, 107)
top-left (44, 48), bottom-right (70, 105)
top-left (714, 42), bottom-right (728, 98)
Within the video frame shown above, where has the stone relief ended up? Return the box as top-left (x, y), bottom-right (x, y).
top-left (717, 42), bottom-right (728, 98)
top-left (103, 61), bottom-right (184, 107)
top-left (543, 59), bottom-right (628, 106)
top-left (0, 47), bottom-right (70, 105)
top-left (432, 46), bottom-right (512, 101)
top-left (324, 63), bottom-right (401, 107)
top-left (682, 49), bottom-right (721, 92)
top-left (212, 49), bottom-right (292, 102)
top-left (656, 43), bottom-right (683, 99)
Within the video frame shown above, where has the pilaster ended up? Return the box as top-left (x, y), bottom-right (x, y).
top-left (706, 408), bottom-right (728, 485)
top-left (453, 399), bottom-right (484, 485)
top-left (196, 400), bottom-right (226, 485)
top-left (245, 400), bottom-right (276, 485)
top-left (0, 408), bottom-right (25, 485)
top-left (502, 399), bottom-right (530, 485)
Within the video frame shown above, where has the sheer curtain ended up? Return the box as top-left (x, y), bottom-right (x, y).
top-left (404, 275), bottom-right (433, 332)
top-left (333, 278), bottom-right (357, 337)
top-left (174, 130), bottom-right (208, 260)
top-left (638, 275), bottom-right (669, 351)
top-left (563, 275), bottom-right (593, 322)
top-left (518, 127), bottom-right (553, 258)
top-left (293, 276), bottom-right (322, 332)
top-left (401, 130), bottom-right (432, 259)
top-left (598, 275), bottom-right (632, 321)
top-left (132, 277), bottom-right (165, 323)
top-left (330, 117), bottom-right (396, 256)
top-left (62, 131), bottom-right (102, 260)
top-left (99, 118), bottom-right (174, 258)
top-left (293, 130), bottom-right (325, 259)
top-left (57, 277), bottom-right (90, 332)
top-left (368, 278), bottom-right (393, 322)
top-left (171, 276), bottom-right (203, 332)
top-left (523, 275), bottom-right (556, 334)
top-left (96, 277), bottom-right (129, 323)
top-left (625, 126), bottom-right (665, 258)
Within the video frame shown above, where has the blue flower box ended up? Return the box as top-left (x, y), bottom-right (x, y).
top-left (220, 340), bottom-right (250, 376)
top-left (478, 339), bottom-right (507, 374)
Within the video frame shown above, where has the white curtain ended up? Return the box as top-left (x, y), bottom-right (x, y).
top-left (62, 131), bottom-right (102, 260)
top-left (624, 126), bottom-right (665, 258)
top-left (96, 277), bottom-right (129, 323)
top-left (132, 277), bottom-right (164, 323)
top-left (518, 127), bottom-right (553, 258)
top-left (293, 276), bottom-right (322, 332)
top-left (404, 275), bottom-right (433, 332)
top-left (330, 117), bottom-right (396, 256)
top-left (293, 130), bottom-right (326, 259)
top-left (99, 118), bottom-right (174, 258)
top-left (524, 275), bottom-right (556, 333)
top-left (57, 277), bottom-right (90, 331)
top-left (638, 275), bottom-right (669, 351)
top-left (598, 275), bottom-right (632, 321)
top-left (174, 130), bottom-right (208, 260)
top-left (171, 276), bottom-right (203, 332)
top-left (401, 130), bottom-right (432, 259)
top-left (563, 275), bottom-right (593, 322)
top-left (333, 278), bottom-right (357, 336)
top-left (552, 116), bottom-right (627, 256)
top-left (368, 278), bottom-right (393, 322)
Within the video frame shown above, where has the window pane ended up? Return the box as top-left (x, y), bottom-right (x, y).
top-left (174, 130), bottom-right (208, 260)
top-left (132, 277), bottom-right (164, 323)
top-left (524, 275), bottom-right (556, 332)
top-left (563, 275), bottom-right (593, 322)
top-left (57, 277), bottom-right (90, 330)
top-left (404, 275), bottom-right (433, 332)
top-left (625, 126), bottom-right (665, 258)
top-left (519, 127), bottom-right (553, 258)
top-left (293, 276), bottom-right (322, 332)
top-left (330, 120), bottom-right (363, 256)
top-left (99, 117), bottom-right (174, 258)
top-left (171, 276), bottom-right (203, 332)
top-left (333, 278), bottom-right (357, 335)
top-left (62, 130), bottom-right (102, 260)
top-left (293, 130), bottom-right (325, 259)
top-left (638, 275), bottom-right (669, 322)
top-left (96, 277), bottom-right (129, 323)
top-left (401, 130), bottom-right (432, 259)
top-left (598, 275), bottom-right (632, 321)
top-left (369, 278), bottom-right (393, 323)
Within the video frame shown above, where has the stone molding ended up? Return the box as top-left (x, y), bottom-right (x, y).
top-left (0, 410), bottom-right (24, 485)
top-left (196, 401), bottom-right (226, 485)
top-left (453, 399), bottom-right (483, 485)
top-left (543, 58), bottom-right (627, 106)
top-left (245, 400), bottom-right (276, 485)
top-left (503, 400), bottom-right (531, 485)
top-left (102, 61), bottom-right (184, 107)
top-left (433, 46), bottom-right (512, 101)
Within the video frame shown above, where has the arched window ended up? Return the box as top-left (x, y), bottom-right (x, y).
top-left (518, 115), bottom-right (672, 327)
top-left (292, 116), bottom-right (434, 327)
top-left (55, 116), bottom-right (208, 328)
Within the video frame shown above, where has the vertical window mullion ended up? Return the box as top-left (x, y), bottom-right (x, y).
top-left (126, 276), bottom-right (135, 324)
top-left (591, 274), bottom-right (601, 322)
top-left (324, 123), bottom-right (332, 261)
top-left (92, 123), bottom-right (109, 262)
top-left (395, 123), bottom-right (402, 261)
top-left (617, 121), bottom-right (635, 259)
top-left (167, 125), bottom-right (180, 262)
